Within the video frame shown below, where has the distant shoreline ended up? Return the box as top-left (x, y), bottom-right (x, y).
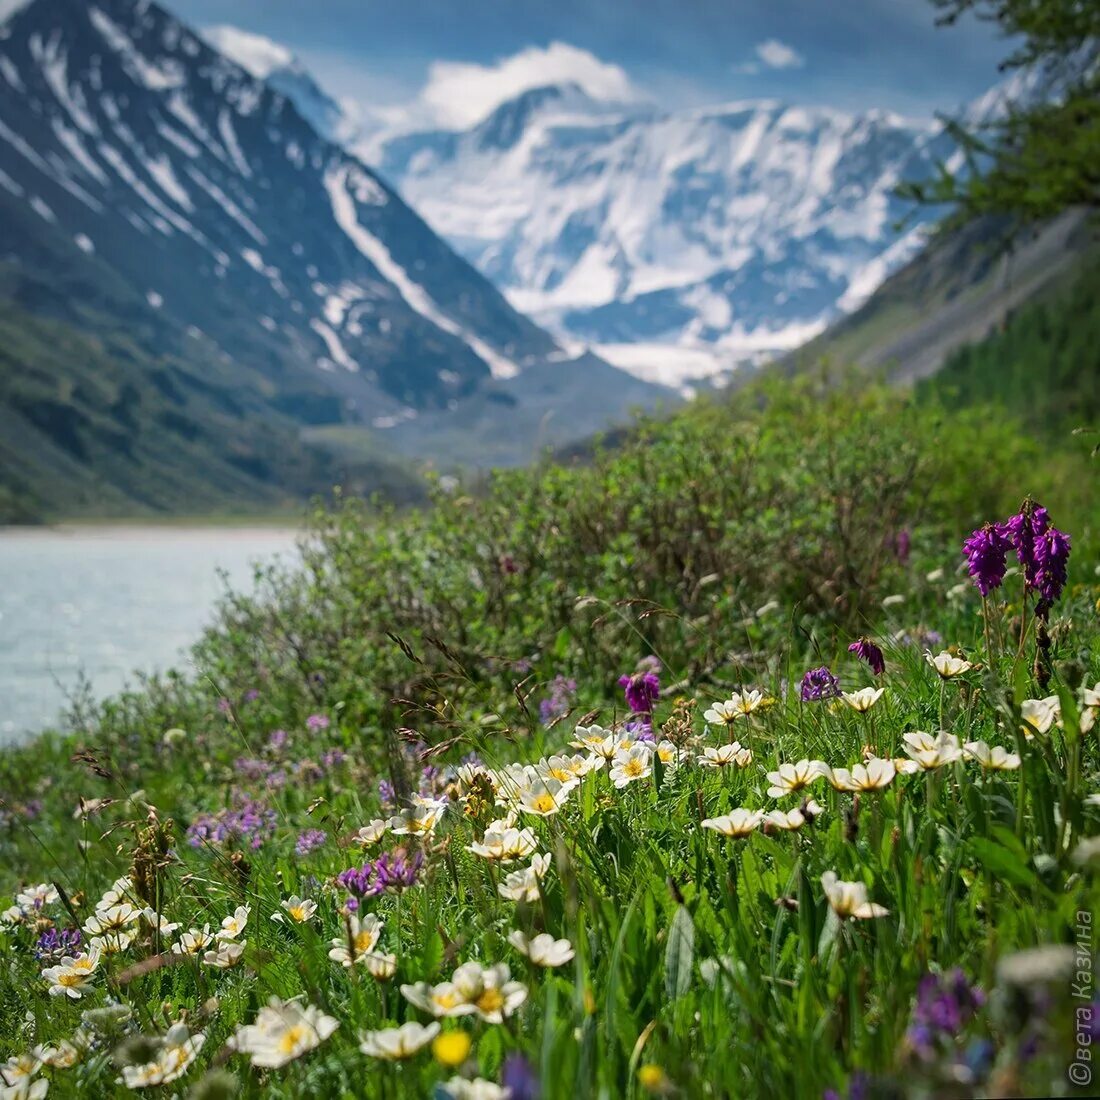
top-left (0, 519), bottom-right (305, 538)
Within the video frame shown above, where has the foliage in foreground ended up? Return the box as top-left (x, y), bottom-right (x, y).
top-left (1, 381), bottom-right (1098, 1098)
top-left (0, 522), bottom-right (1098, 1098)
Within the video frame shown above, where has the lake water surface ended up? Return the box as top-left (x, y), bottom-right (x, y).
top-left (0, 527), bottom-right (300, 742)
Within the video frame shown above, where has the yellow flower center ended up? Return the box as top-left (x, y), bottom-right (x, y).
top-left (278, 1026), bottom-right (307, 1055)
top-left (476, 988), bottom-right (505, 1015)
top-left (532, 794), bottom-right (557, 813)
top-left (288, 906), bottom-right (306, 922)
top-left (58, 972), bottom-right (83, 987)
top-left (354, 930), bottom-right (376, 952)
top-left (624, 760), bottom-right (645, 778)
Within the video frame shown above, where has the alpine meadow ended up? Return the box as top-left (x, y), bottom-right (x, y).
top-left (1, 1), bottom-right (1099, 1099)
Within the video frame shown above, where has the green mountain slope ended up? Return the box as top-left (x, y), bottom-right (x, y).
top-left (0, 256), bottom-right (425, 522)
top-left (784, 209), bottom-right (1096, 383)
top-left (916, 255), bottom-right (1100, 435)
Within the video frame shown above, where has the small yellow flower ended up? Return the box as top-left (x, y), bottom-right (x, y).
top-left (432, 1030), bottom-right (471, 1068)
top-left (638, 1063), bottom-right (667, 1092)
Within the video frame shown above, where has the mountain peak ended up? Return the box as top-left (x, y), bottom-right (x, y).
top-left (202, 23), bottom-right (348, 140)
top-left (202, 24), bottom-right (294, 79)
top-left (472, 81), bottom-right (629, 150)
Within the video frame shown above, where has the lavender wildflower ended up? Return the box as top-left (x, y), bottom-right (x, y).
top-left (337, 848), bottom-right (424, 899)
top-left (502, 1054), bottom-right (540, 1100)
top-left (306, 714), bottom-right (330, 732)
top-left (800, 667), bottom-right (841, 702)
top-left (962, 522), bottom-right (1012, 596)
top-left (295, 829), bottom-right (328, 857)
top-left (539, 675), bottom-right (577, 726)
top-left (848, 637), bottom-right (886, 676)
top-left (378, 779), bottom-right (396, 810)
top-left (187, 795), bottom-right (278, 851)
top-left (34, 926), bottom-right (82, 960)
top-left (906, 969), bottom-right (984, 1060)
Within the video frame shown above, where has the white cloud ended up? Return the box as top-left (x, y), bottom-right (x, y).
top-left (412, 41), bottom-right (641, 130)
top-left (755, 39), bottom-right (805, 70)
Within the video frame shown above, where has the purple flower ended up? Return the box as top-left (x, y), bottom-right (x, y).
top-left (906, 969), bottom-right (984, 1058)
top-left (378, 779), bottom-right (396, 810)
top-left (502, 1054), bottom-right (540, 1100)
top-left (800, 666), bottom-right (841, 702)
top-left (962, 522), bottom-right (1012, 596)
top-left (295, 829), bottom-right (328, 857)
top-left (234, 757), bottom-right (278, 782)
top-left (306, 714), bottom-right (330, 731)
top-left (1005, 502), bottom-right (1050, 586)
top-left (243, 689), bottom-right (260, 703)
top-left (848, 637), bottom-right (885, 676)
top-left (337, 848), bottom-right (424, 898)
top-left (1003, 501), bottom-right (1071, 606)
top-left (34, 926), bottom-right (81, 960)
top-left (624, 719), bottom-right (655, 743)
top-left (187, 795), bottom-right (277, 851)
top-left (822, 1073), bottom-right (871, 1100)
top-left (895, 528), bottom-right (911, 565)
top-left (1034, 526), bottom-right (1071, 605)
top-left (619, 665), bottom-right (660, 716)
top-left (267, 729), bottom-right (289, 751)
top-left (539, 675), bottom-right (577, 726)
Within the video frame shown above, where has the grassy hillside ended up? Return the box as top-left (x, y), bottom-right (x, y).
top-left (0, 363), bottom-right (1097, 1097)
top-left (785, 210), bottom-right (1095, 384)
top-left (917, 256), bottom-right (1100, 436)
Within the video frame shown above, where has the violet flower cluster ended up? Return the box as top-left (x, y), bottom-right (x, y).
top-left (962, 522), bottom-right (1013, 597)
top-left (186, 795), bottom-right (278, 851)
top-left (906, 969), bottom-right (985, 1060)
top-left (800, 666), bottom-right (841, 702)
top-left (848, 637), bottom-right (885, 676)
top-left (618, 659), bottom-right (661, 717)
top-left (539, 675), bottom-right (577, 726)
top-left (34, 926), bottom-right (82, 960)
top-left (295, 829), bottom-right (328, 857)
top-left (964, 500), bottom-right (1071, 605)
top-left (337, 848), bottom-right (425, 900)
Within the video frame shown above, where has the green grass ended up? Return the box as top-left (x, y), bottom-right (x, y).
top-left (1, 376), bottom-right (1098, 1099)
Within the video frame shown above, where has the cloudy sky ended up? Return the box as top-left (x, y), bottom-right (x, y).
top-left (168, 0), bottom-right (1009, 125)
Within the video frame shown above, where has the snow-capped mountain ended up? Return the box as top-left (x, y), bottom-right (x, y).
top-left (201, 24), bottom-right (350, 144)
top-left (370, 89), bottom-right (960, 384)
top-left (0, 0), bottom-right (666, 478)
